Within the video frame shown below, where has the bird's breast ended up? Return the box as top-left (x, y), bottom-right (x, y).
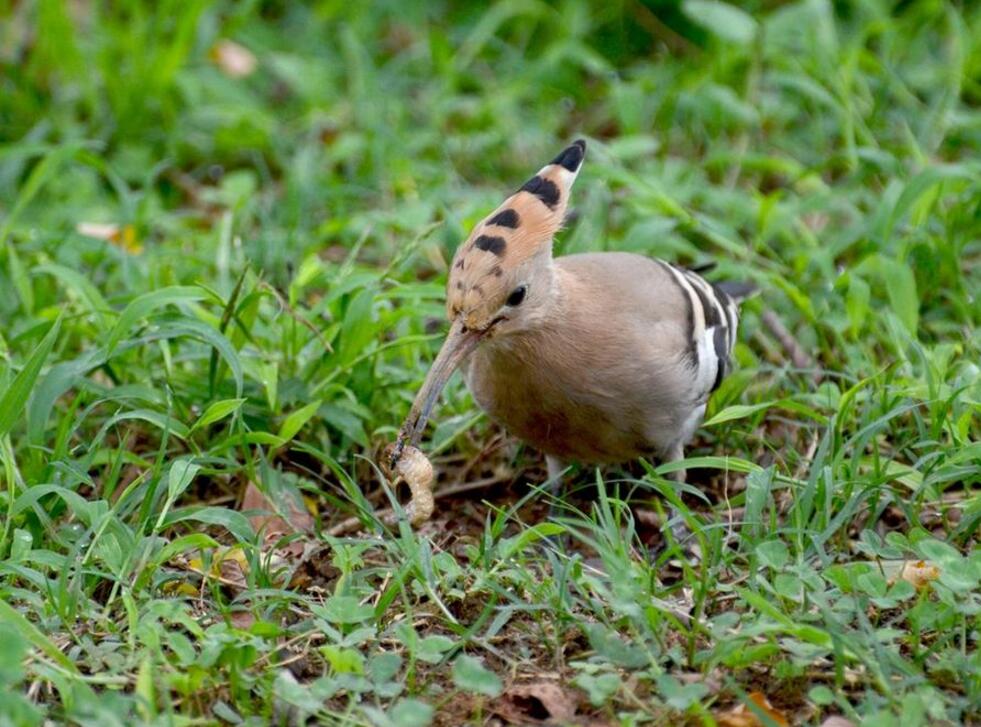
top-left (462, 330), bottom-right (683, 463)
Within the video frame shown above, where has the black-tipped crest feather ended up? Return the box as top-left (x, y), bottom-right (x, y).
top-left (551, 139), bottom-right (587, 172)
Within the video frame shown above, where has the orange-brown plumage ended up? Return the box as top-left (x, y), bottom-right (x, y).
top-left (446, 140), bottom-right (584, 329)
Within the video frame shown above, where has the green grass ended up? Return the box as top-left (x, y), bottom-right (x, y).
top-left (1, 0), bottom-right (979, 725)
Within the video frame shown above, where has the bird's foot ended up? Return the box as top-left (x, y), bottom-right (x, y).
top-left (647, 513), bottom-right (703, 585)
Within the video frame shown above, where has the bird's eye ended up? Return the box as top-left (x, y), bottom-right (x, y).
top-left (506, 285), bottom-right (527, 307)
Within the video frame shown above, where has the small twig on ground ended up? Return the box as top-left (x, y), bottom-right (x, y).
top-left (760, 310), bottom-right (824, 384)
top-left (794, 430), bottom-right (821, 482)
top-left (454, 431), bottom-right (510, 485)
top-left (629, 0), bottom-right (696, 53)
top-left (259, 280), bottom-right (333, 353)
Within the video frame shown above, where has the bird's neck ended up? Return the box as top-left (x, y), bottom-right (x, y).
top-left (524, 258), bottom-right (564, 328)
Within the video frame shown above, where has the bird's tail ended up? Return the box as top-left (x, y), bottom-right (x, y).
top-left (714, 280), bottom-right (758, 303)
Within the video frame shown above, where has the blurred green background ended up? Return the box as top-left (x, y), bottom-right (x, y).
top-left (0, 1), bottom-right (979, 724)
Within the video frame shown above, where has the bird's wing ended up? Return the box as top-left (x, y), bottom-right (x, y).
top-left (653, 260), bottom-right (744, 397)
top-left (559, 252), bottom-right (745, 402)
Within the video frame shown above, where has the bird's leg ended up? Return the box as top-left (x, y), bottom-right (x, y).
top-left (545, 455), bottom-right (569, 526)
top-left (664, 443), bottom-right (696, 552)
top-left (666, 443), bottom-right (687, 487)
top-left (546, 455), bottom-right (567, 491)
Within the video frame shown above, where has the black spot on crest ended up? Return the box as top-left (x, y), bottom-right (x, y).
top-left (520, 176), bottom-right (560, 209)
top-left (474, 235), bottom-right (507, 256)
top-left (551, 139), bottom-right (586, 172)
top-left (491, 265), bottom-right (503, 277)
top-left (487, 208), bottom-right (520, 228)
top-left (454, 258), bottom-right (465, 270)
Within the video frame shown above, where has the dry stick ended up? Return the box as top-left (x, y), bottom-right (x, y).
top-left (629, 0), bottom-right (695, 53)
top-left (165, 169), bottom-right (207, 206)
top-left (757, 312), bottom-right (825, 510)
top-left (795, 431), bottom-right (821, 481)
top-left (760, 310), bottom-right (823, 383)
top-left (758, 312), bottom-right (826, 452)
top-left (259, 280), bottom-right (333, 353)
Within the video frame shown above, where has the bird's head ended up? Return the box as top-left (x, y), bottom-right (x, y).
top-left (391, 139), bottom-right (587, 464)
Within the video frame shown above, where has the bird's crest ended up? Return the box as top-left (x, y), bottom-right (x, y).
top-left (463, 139), bottom-right (584, 265)
top-left (447, 140), bottom-right (586, 320)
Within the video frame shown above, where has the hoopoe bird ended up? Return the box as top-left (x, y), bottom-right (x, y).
top-left (391, 139), bottom-right (753, 497)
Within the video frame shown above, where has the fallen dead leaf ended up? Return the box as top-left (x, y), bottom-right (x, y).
top-left (187, 545), bottom-right (249, 589)
top-left (242, 481), bottom-right (315, 557)
top-left (819, 717), bottom-right (856, 727)
top-left (493, 681), bottom-right (578, 725)
top-left (76, 222), bottom-right (118, 240)
top-left (229, 611), bottom-right (256, 630)
top-left (161, 580), bottom-right (198, 597)
top-left (210, 39), bottom-right (257, 78)
top-left (716, 692), bottom-right (790, 727)
top-left (896, 560), bottom-right (940, 589)
top-left (676, 669), bottom-right (723, 695)
top-left (76, 222), bottom-right (142, 253)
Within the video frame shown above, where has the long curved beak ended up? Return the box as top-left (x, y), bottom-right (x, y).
top-left (389, 319), bottom-right (485, 469)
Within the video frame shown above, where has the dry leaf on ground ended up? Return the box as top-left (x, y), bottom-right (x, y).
top-left (895, 560), bottom-right (940, 589)
top-left (186, 546), bottom-right (249, 589)
top-left (229, 611), bottom-right (256, 630)
top-left (492, 681), bottom-right (578, 725)
top-left (716, 691), bottom-right (790, 727)
top-left (676, 670), bottom-right (723, 694)
top-left (210, 39), bottom-right (257, 77)
top-left (76, 222), bottom-right (142, 253)
top-left (819, 717), bottom-right (856, 727)
top-left (242, 481), bottom-right (315, 556)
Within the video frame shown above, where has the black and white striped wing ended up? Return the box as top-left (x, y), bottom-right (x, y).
top-left (658, 262), bottom-right (742, 402)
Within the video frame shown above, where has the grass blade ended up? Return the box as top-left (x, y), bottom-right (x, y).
top-left (0, 317), bottom-right (61, 438)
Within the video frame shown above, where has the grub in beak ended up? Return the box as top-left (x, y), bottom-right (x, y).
top-left (381, 442), bottom-right (435, 525)
top-left (390, 320), bottom-right (485, 469)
